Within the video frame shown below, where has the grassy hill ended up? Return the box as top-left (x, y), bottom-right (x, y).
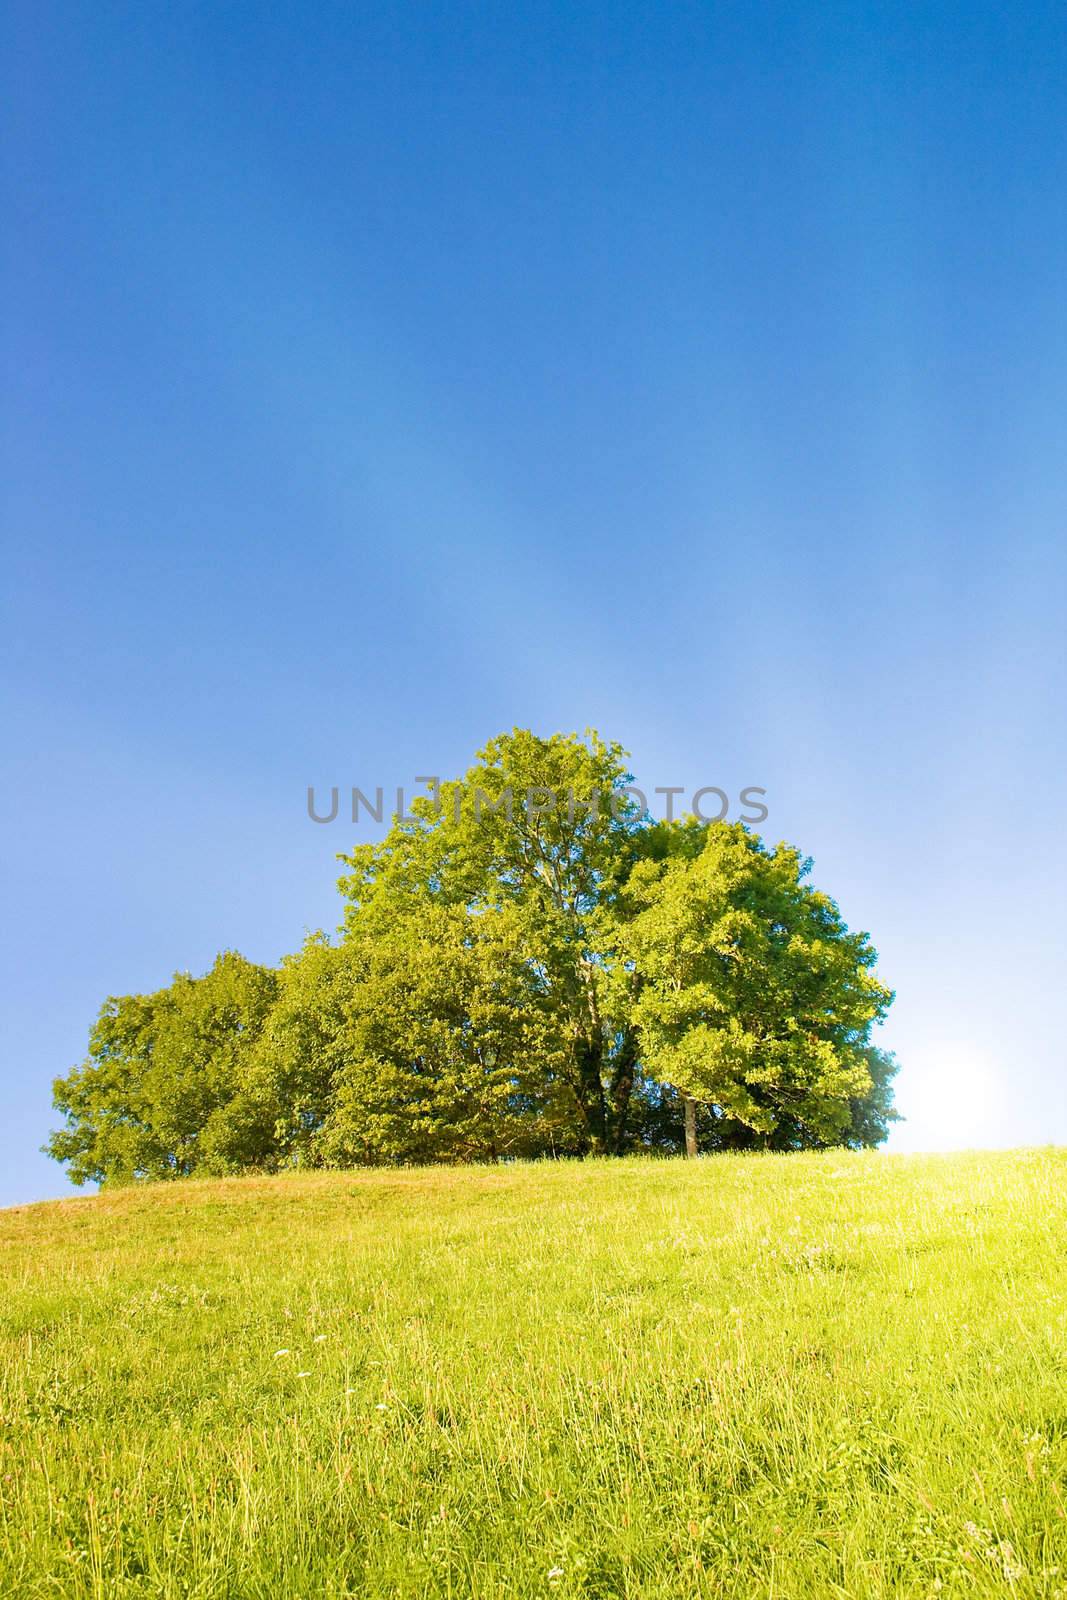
top-left (2, 1149), bottom-right (1066, 1598)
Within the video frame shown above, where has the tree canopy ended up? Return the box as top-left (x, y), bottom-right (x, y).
top-left (622, 823), bottom-right (895, 1149)
top-left (47, 729), bottom-right (897, 1183)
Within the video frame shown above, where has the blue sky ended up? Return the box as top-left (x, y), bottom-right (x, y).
top-left (3, 1), bottom-right (1066, 1206)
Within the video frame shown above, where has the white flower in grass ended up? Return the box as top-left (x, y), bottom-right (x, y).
top-left (375, 1403), bottom-right (388, 1411)
top-left (547, 1567), bottom-right (564, 1582)
top-left (297, 1371), bottom-right (312, 1378)
top-left (314, 1334), bottom-right (327, 1342)
top-left (274, 1349), bottom-right (290, 1357)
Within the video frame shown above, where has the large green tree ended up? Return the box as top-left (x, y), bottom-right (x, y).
top-left (316, 903), bottom-right (579, 1165)
top-left (46, 953), bottom-right (278, 1185)
top-left (235, 934), bottom-right (359, 1169)
top-left (621, 822), bottom-right (896, 1153)
top-left (337, 729), bottom-right (647, 1154)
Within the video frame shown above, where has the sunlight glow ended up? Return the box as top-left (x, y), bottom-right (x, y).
top-left (889, 1041), bottom-right (1009, 1153)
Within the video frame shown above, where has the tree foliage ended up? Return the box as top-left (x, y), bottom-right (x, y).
top-left (316, 903), bottom-right (578, 1166)
top-left (336, 729), bottom-right (646, 1153)
top-left (47, 953), bottom-right (278, 1185)
top-left (46, 730), bottom-right (898, 1183)
top-left (622, 824), bottom-right (895, 1148)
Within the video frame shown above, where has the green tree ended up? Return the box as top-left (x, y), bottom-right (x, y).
top-left (622, 822), bottom-right (894, 1154)
top-left (317, 903), bottom-right (578, 1165)
top-left (237, 935), bottom-right (360, 1169)
top-left (46, 953), bottom-right (278, 1185)
top-left (337, 729), bottom-right (647, 1154)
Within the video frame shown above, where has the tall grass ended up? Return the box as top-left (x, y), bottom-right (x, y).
top-left (2, 1148), bottom-right (1066, 1597)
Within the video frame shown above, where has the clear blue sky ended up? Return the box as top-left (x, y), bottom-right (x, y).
top-left (3, 1), bottom-right (1065, 1206)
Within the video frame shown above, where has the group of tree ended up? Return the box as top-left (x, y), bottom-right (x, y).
top-left (47, 729), bottom-right (897, 1185)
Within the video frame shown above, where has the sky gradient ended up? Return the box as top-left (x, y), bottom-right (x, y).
top-left (3, 1), bottom-right (1066, 1205)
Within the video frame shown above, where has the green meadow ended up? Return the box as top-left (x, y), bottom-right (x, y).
top-left (2, 1148), bottom-right (1066, 1599)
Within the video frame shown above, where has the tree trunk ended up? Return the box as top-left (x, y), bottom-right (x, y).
top-left (684, 1096), bottom-right (698, 1159)
top-left (607, 1027), bottom-right (638, 1155)
top-left (574, 1041), bottom-right (609, 1154)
